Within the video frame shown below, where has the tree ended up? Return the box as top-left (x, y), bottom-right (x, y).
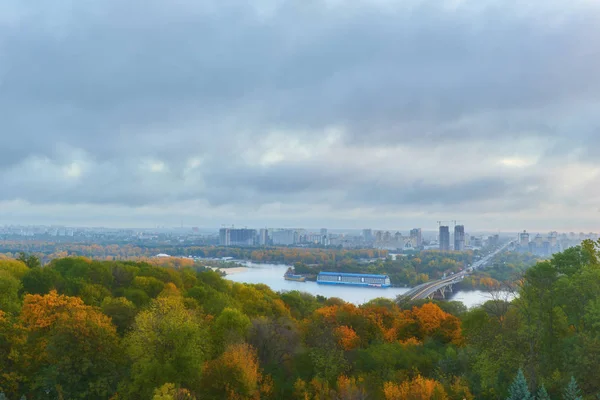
top-left (21, 267), bottom-right (63, 295)
top-left (17, 291), bottom-right (124, 399)
top-left (335, 375), bottom-right (368, 400)
top-left (17, 253), bottom-right (41, 269)
top-left (536, 385), bottom-right (550, 400)
top-left (211, 308), bottom-right (251, 355)
top-left (0, 271), bottom-right (22, 315)
top-left (123, 296), bottom-right (210, 398)
top-left (101, 297), bottom-right (138, 334)
top-left (201, 343), bottom-right (267, 400)
top-left (152, 383), bottom-right (196, 400)
top-left (248, 317), bottom-right (300, 373)
top-left (507, 369), bottom-right (531, 400)
top-left (0, 259), bottom-right (29, 279)
top-left (391, 375), bottom-right (448, 400)
top-left (563, 377), bottom-right (582, 400)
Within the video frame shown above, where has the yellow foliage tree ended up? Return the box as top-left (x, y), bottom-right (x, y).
top-left (389, 375), bottom-right (448, 400)
top-left (201, 343), bottom-right (267, 400)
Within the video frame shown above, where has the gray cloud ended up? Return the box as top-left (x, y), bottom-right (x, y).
top-left (0, 0), bottom-right (599, 229)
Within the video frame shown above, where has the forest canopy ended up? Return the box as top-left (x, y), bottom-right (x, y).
top-left (0, 241), bottom-right (599, 399)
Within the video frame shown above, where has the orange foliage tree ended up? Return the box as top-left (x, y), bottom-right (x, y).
top-left (335, 326), bottom-right (360, 350)
top-left (17, 290), bottom-right (123, 399)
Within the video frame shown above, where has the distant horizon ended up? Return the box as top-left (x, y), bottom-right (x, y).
top-left (2, 222), bottom-right (596, 237)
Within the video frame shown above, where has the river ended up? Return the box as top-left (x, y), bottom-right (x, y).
top-left (224, 262), bottom-right (507, 308)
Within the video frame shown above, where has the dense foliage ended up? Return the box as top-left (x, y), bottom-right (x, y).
top-left (0, 241), bottom-right (599, 399)
top-left (459, 251), bottom-right (541, 290)
top-left (0, 244), bottom-right (387, 266)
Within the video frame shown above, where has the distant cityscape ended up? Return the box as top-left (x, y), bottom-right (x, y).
top-left (0, 224), bottom-right (597, 257)
top-left (217, 225), bottom-right (501, 252)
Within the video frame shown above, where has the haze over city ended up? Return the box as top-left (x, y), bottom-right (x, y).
top-left (2, 0), bottom-right (600, 231)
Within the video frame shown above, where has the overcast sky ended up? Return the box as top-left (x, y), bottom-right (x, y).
top-left (1, 0), bottom-right (600, 232)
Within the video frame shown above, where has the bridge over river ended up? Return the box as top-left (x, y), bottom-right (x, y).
top-left (401, 241), bottom-right (515, 301)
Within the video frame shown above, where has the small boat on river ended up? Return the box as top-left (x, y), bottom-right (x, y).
top-left (284, 267), bottom-right (306, 282)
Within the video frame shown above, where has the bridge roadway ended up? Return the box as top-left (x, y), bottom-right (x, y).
top-left (401, 241), bottom-right (514, 301)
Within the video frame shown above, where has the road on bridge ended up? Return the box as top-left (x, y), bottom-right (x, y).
top-left (401, 241), bottom-right (514, 301)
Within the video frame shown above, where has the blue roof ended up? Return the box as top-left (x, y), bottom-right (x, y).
top-left (318, 271), bottom-right (389, 279)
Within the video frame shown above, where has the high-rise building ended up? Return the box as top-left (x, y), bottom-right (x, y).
top-left (519, 230), bottom-right (530, 247)
top-left (383, 231), bottom-right (392, 242)
top-left (219, 228), bottom-right (231, 246)
top-left (394, 231), bottom-right (402, 242)
top-left (271, 229), bottom-right (296, 245)
top-left (439, 226), bottom-right (450, 252)
top-left (219, 228), bottom-right (256, 246)
top-left (320, 228), bottom-right (328, 236)
top-left (410, 228), bottom-right (422, 247)
top-left (454, 225), bottom-right (465, 251)
top-left (259, 228), bottom-right (269, 246)
top-left (362, 229), bottom-right (373, 241)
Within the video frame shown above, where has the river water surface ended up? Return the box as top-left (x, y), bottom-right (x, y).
top-left (224, 262), bottom-right (504, 308)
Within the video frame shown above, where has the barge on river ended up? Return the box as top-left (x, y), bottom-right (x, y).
top-left (316, 272), bottom-right (391, 288)
top-left (284, 268), bottom-right (306, 282)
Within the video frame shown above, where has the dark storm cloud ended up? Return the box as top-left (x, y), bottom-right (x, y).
top-left (0, 0), bottom-right (599, 224)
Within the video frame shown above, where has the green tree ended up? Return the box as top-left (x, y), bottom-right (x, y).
top-left (563, 377), bottom-right (582, 400)
top-left (0, 271), bottom-right (22, 315)
top-left (21, 267), bottom-right (63, 295)
top-left (17, 253), bottom-right (41, 269)
top-left (123, 296), bottom-right (210, 398)
top-left (507, 369), bottom-right (531, 400)
top-left (211, 307), bottom-right (251, 355)
top-left (537, 385), bottom-right (550, 400)
top-left (0, 259), bottom-right (29, 279)
top-left (101, 297), bottom-right (138, 334)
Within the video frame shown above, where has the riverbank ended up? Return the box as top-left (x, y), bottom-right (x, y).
top-left (209, 266), bottom-right (248, 275)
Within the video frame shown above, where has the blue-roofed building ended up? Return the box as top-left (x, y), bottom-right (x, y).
top-left (317, 272), bottom-right (391, 288)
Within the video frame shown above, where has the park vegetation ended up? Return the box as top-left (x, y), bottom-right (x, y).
top-left (0, 241), bottom-right (599, 398)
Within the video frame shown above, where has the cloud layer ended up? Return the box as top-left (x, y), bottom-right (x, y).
top-left (1, 0), bottom-right (600, 230)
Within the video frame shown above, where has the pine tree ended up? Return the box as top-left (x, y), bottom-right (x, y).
top-left (507, 369), bottom-right (531, 400)
top-left (537, 385), bottom-right (551, 400)
top-left (563, 377), bottom-right (582, 400)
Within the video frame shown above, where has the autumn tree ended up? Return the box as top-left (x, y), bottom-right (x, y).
top-left (335, 375), bottom-right (368, 400)
top-left (17, 291), bottom-right (124, 399)
top-left (201, 343), bottom-right (269, 400)
top-left (385, 376), bottom-right (448, 400)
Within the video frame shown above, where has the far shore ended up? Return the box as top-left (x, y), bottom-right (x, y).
top-left (209, 266), bottom-right (248, 275)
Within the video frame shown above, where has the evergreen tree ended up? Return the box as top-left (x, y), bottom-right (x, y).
top-left (537, 385), bottom-right (550, 400)
top-left (563, 377), bottom-right (582, 400)
top-left (507, 369), bottom-right (531, 400)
